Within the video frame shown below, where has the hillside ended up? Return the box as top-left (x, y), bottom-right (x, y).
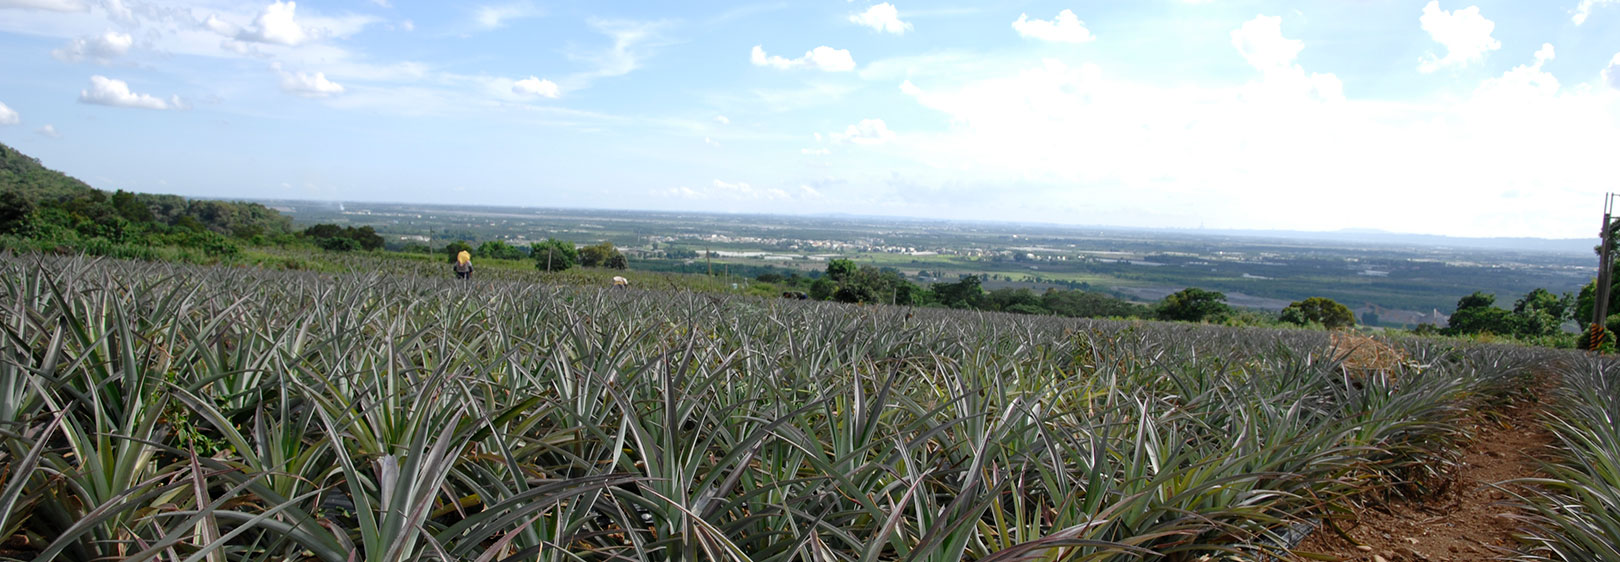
top-left (0, 142), bottom-right (292, 245)
top-left (0, 141), bottom-right (96, 201)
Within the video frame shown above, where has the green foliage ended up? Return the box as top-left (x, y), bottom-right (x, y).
top-left (931, 275), bottom-right (984, 309)
top-left (808, 276), bottom-right (836, 300)
top-left (1040, 287), bottom-right (1149, 318)
top-left (0, 189), bottom-right (32, 234)
top-left (476, 239), bottom-right (525, 260)
top-left (531, 238), bottom-right (578, 271)
top-left (825, 258), bottom-right (858, 282)
top-left (0, 141), bottom-right (97, 201)
top-left (0, 254), bottom-right (1559, 561)
top-left (663, 246), bottom-right (699, 259)
top-left (318, 236), bottom-right (362, 252)
top-left (1280, 297), bottom-right (1356, 329)
top-left (443, 240), bottom-right (474, 263)
top-left (1156, 287), bottom-right (1232, 323)
top-left (305, 224), bottom-right (384, 251)
top-left (1447, 292), bottom-right (1514, 336)
top-left (1450, 289), bottom-right (1572, 339)
top-left (578, 241), bottom-right (626, 269)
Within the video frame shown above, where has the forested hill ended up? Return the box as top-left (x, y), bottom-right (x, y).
top-left (0, 142), bottom-right (96, 201)
top-left (0, 142), bottom-right (292, 253)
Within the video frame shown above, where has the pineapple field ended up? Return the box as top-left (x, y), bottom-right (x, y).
top-left (0, 254), bottom-right (1614, 561)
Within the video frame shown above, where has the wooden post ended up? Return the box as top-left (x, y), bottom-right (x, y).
top-left (1593, 194), bottom-right (1616, 350)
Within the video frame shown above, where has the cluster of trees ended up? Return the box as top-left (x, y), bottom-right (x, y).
top-left (302, 224), bottom-right (384, 252)
top-left (780, 259), bottom-right (1151, 319)
top-left (1444, 289), bottom-right (1572, 339)
top-left (428, 238), bottom-right (628, 272)
top-left (1, 143), bottom-right (295, 258)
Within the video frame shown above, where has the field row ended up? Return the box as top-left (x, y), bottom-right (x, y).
top-left (0, 254), bottom-right (1569, 561)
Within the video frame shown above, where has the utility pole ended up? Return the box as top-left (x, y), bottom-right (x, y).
top-left (1592, 193), bottom-right (1618, 350)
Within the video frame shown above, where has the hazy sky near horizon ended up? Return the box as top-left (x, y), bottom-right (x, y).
top-left (0, 1), bottom-right (1617, 238)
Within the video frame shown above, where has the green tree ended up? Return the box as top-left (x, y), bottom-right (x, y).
top-left (1446, 291), bottom-right (1514, 335)
top-left (1511, 288), bottom-right (1571, 338)
top-left (1156, 288), bottom-right (1231, 323)
top-left (579, 241), bottom-right (624, 268)
top-left (809, 277), bottom-right (837, 301)
top-left (444, 241), bottom-right (474, 263)
top-left (931, 275), bottom-right (984, 309)
top-left (1279, 297), bottom-right (1356, 329)
top-left (0, 189), bottom-right (33, 235)
top-left (825, 259), bottom-right (858, 283)
top-left (531, 238), bottom-right (578, 271)
top-left (477, 239), bottom-right (524, 260)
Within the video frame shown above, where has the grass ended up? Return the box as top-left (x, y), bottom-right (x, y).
top-left (0, 252), bottom-right (1569, 561)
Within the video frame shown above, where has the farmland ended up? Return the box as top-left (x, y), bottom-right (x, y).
top-left (3, 253), bottom-right (1613, 561)
top-left (274, 200), bottom-right (1595, 326)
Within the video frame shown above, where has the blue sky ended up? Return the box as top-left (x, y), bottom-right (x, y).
top-left (0, 0), bottom-right (1617, 238)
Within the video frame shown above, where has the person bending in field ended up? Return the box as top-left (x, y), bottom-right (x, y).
top-left (454, 250), bottom-right (474, 280)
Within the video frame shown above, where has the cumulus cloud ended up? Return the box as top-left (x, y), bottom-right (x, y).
top-left (1418, 1), bottom-right (1500, 73)
top-left (714, 115), bottom-right (730, 125)
top-left (1574, 0), bottom-right (1619, 24)
top-left (36, 124), bottom-right (60, 138)
top-left (0, 0), bottom-right (86, 12)
top-left (1231, 15), bottom-right (1342, 101)
top-left (850, 3), bottom-right (911, 34)
top-left (1607, 52), bottom-right (1620, 90)
top-left (750, 45), bottom-right (855, 72)
top-left (78, 75), bottom-right (182, 109)
top-left (1476, 44), bottom-right (1557, 97)
top-left (512, 76), bottom-right (559, 97)
top-left (277, 67), bottom-right (345, 97)
top-left (832, 118), bottom-right (896, 144)
top-left (473, 2), bottom-right (540, 30)
top-left (0, 101), bottom-right (17, 125)
top-left (1012, 9), bottom-right (1095, 43)
top-left (52, 31), bottom-right (133, 63)
top-left (237, 1), bottom-right (308, 46)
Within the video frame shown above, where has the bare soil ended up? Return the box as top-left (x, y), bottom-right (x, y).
top-left (1293, 395), bottom-right (1555, 561)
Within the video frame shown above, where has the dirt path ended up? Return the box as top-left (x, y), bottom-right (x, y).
top-left (1293, 395), bottom-right (1555, 561)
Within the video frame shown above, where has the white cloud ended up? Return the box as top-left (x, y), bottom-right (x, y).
top-left (1606, 52), bottom-right (1620, 90)
top-left (704, 137), bottom-right (720, 147)
top-left (1231, 16), bottom-right (1300, 72)
top-left (278, 67), bottom-right (345, 97)
top-left (1574, 0), bottom-right (1619, 24)
top-left (850, 3), bottom-right (911, 35)
top-left (0, 101), bottom-right (17, 125)
top-left (801, 147), bottom-right (831, 156)
top-left (714, 115), bottom-right (730, 125)
top-left (1476, 43), bottom-right (1557, 99)
top-left (102, 0), bottom-right (132, 24)
top-left (750, 45), bottom-right (855, 72)
top-left (399, 19), bottom-right (414, 31)
top-left (1012, 10), bottom-right (1095, 44)
top-left (36, 124), bottom-right (60, 137)
top-left (831, 118), bottom-right (896, 144)
top-left (52, 30), bottom-right (133, 63)
top-left (0, 0), bottom-right (86, 12)
top-left (370, 0), bottom-right (390, 6)
top-left (1417, 1), bottom-right (1500, 73)
top-left (512, 76), bottom-right (559, 97)
top-left (1231, 15), bottom-right (1342, 102)
top-left (473, 2), bottom-right (540, 30)
top-left (237, 1), bottom-right (308, 46)
top-left (876, 24), bottom-right (1619, 238)
top-left (79, 75), bottom-right (181, 109)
